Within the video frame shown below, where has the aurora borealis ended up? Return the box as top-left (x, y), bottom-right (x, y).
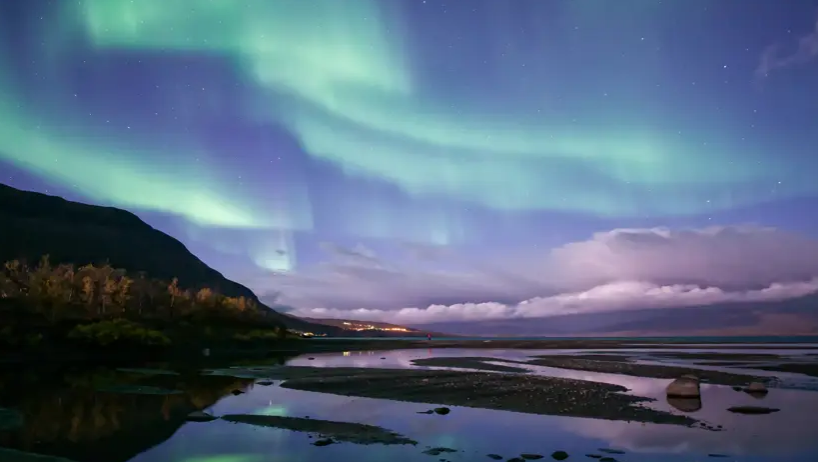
top-left (2, 0), bottom-right (818, 323)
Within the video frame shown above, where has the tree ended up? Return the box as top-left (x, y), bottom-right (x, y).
top-left (167, 278), bottom-right (181, 319)
top-left (132, 272), bottom-right (148, 316)
top-left (1, 255), bottom-right (286, 335)
top-left (80, 275), bottom-right (95, 309)
top-left (114, 276), bottom-right (132, 315)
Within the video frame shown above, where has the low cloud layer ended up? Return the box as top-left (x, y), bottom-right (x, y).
top-left (273, 226), bottom-right (818, 325)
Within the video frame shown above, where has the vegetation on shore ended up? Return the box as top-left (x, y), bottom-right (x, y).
top-left (0, 255), bottom-right (291, 353)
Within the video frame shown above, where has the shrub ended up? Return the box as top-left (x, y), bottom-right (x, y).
top-left (68, 319), bottom-right (171, 347)
top-left (0, 327), bottom-right (45, 348)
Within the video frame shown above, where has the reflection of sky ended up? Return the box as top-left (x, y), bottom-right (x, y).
top-left (128, 377), bottom-right (818, 462)
top-left (125, 348), bottom-right (818, 462)
top-left (286, 347), bottom-right (818, 392)
top-left (563, 386), bottom-right (818, 458)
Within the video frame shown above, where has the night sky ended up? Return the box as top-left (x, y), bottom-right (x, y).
top-left (2, 0), bottom-right (818, 325)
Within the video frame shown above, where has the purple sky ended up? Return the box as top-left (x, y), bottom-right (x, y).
top-left (1, 1), bottom-right (817, 326)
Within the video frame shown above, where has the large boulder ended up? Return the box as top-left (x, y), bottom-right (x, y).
top-left (744, 382), bottom-right (768, 398)
top-left (667, 397), bottom-right (702, 413)
top-left (667, 376), bottom-right (701, 398)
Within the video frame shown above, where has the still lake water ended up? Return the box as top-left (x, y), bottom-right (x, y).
top-left (1, 346), bottom-right (817, 462)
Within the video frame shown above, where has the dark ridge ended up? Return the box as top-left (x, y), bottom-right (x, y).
top-left (0, 183), bottom-right (340, 335)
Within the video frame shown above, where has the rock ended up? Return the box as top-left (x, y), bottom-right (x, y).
top-left (313, 438), bottom-right (334, 446)
top-left (598, 449), bottom-right (625, 455)
top-left (746, 382), bottom-right (767, 392)
top-left (186, 411), bottom-right (217, 422)
top-left (551, 451), bottom-right (569, 460)
top-left (599, 458), bottom-right (618, 462)
top-left (666, 376), bottom-right (700, 398)
top-left (0, 407), bottom-right (23, 430)
top-left (708, 454), bottom-right (729, 458)
top-left (417, 410), bottom-right (434, 414)
top-left (508, 459), bottom-right (525, 462)
top-left (667, 396), bottom-right (702, 413)
top-left (308, 357), bottom-right (315, 360)
top-left (744, 382), bottom-right (768, 398)
top-left (732, 386), bottom-right (743, 391)
top-left (256, 381), bottom-right (273, 386)
top-left (585, 456), bottom-right (602, 459)
top-left (433, 407), bottom-right (450, 415)
top-left (680, 374), bottom-right (699, 380)
top-left (521, 454), bottom-right (544, 460)
top-left (727, 406), bottom-right (779, 415)
top-left (487, 455), bottom-right (503, 460)
top-left (231, 389), bottom-right (245, 395)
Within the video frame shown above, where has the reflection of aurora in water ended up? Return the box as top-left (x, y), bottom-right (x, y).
top-left (255, 405), bottom-right (288, 416)
top-left (2, 350), bottom-right (818, 462)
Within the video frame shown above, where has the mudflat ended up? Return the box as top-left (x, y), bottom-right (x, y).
top-left (648, 352), bottom-right (785, 361)
top-left (755, 363), bottom-right (818, 378)
top-left (221, 415), bottom-right (417, 445)
top-left (206, 366), bottom-right (697, 426)
top-left (525, 356), bottom-right (768, 386)
top-left (410, 356), bottom-right (767, 386)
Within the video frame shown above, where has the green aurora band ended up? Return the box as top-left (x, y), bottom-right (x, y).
top-left (0, 0), bottom-right (813, 232)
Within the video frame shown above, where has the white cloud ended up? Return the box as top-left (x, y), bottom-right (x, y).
top-left (756, 13), bottom-right (818, 78)
top-left (273, 226), bottom-right (818, 324)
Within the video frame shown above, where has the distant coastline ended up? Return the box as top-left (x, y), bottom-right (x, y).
top-left (313, 335), bottom-right (818, 343)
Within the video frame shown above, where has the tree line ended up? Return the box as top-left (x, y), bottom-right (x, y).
top-left (0, 255), bottom-right (278, 327)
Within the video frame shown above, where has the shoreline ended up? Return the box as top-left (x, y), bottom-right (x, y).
top-left (4, 337), bottom-right (817, 364)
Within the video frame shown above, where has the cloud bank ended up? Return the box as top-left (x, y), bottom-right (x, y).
top-left (273, 226), bottom-right (818, 325)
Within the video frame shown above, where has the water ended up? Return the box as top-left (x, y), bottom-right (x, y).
top-left (316, 336), bottom-right (818, 343)
top-left (1, 346), bottom-right (817, 462)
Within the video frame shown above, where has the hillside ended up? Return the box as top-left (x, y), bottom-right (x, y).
top-left (0, 183), bottom-right (338, 335)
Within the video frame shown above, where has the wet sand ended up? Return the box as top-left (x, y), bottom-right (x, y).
top-left (411, 356), bottom-right (769, 386)
top-left (755, 363), bottom-right (818, 378)
top-left (523, 356), bottom-right (769, 386)
top-left (205, 366), bottom-right (697, 426)
top-left (221, 415), bottom-right (417, 445)
top-left (649, 352), bottom-right (785, 361)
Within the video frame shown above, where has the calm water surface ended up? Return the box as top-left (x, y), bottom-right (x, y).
top-left (1, 346), bottom-right (817, 462)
